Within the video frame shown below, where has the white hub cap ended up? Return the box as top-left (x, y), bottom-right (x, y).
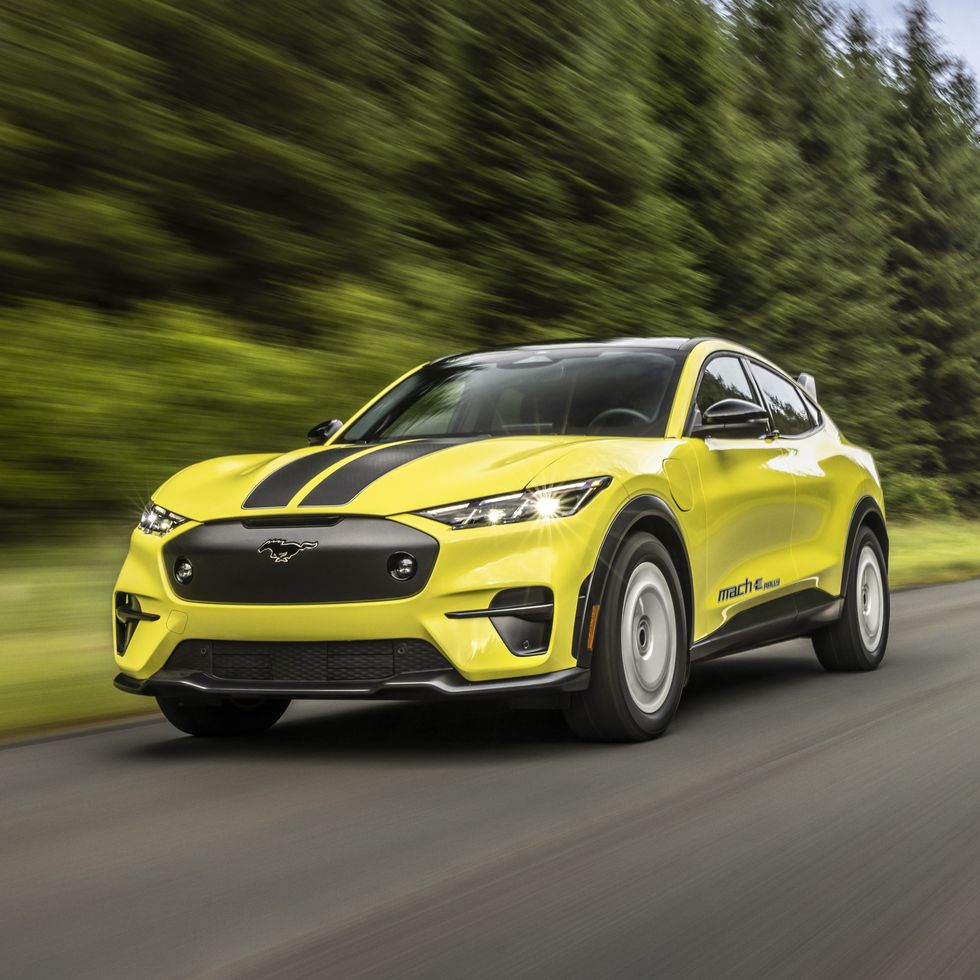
top-left (620, 562), bottom-right (677, 714)
top-left (856, 545), bottom-right (884, 652)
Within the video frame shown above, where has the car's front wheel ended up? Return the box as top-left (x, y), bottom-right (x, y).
top-left (156, 696), bottom-right (290, 737)
top-left (564, 532), bottom-right (687, 742)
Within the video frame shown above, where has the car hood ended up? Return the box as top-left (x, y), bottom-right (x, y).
top-left (154, 436), bottom-right (623, 524)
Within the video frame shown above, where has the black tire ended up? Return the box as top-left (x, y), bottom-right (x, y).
top-left (564, 533), bottom-right (687, 742)
top-left (813, 525), bottom-right (889, 671)
top-left (156, 696), bottom-right (290, 737)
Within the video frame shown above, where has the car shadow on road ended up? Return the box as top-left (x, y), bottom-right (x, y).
top-left (122, 698), bottom-right (582, 764)
top-left (682, 646), bottom-right (825, 716)
top-left (120, 645), bottom-right (827, 763)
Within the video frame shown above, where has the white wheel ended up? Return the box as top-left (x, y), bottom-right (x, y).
top-left (620, 562), bottom-right (677, 714)
top-left (564, 533), bottom-right (687, 741)
top-left (856, 545), bottom-right (884, 652)
top-left (813, 525), bottom-right (889, 672)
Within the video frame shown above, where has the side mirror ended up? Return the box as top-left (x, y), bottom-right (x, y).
top-left (694, 398), bottom-right (770, 439)
top-left (307, 419), bottom-right (344, 445)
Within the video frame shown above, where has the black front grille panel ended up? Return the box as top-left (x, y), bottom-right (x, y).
top-left (161, 517), bottom-right (439, 604)
top-left (165, 639), bottom-right (451, 684)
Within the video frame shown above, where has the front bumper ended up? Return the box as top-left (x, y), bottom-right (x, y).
top-left (113, 505), bottom-right (615, 690)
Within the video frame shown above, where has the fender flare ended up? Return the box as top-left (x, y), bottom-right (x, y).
top-left (841, 496), bottom-right (889, 596)
top-left (574, 494), bottom-right (694, 668)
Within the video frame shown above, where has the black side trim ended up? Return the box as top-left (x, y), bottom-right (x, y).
top-left (574, 495), bottom-right (689, 668)
top-left (300, 440), bottom-right (459, 507)
top-left (572, 575), bottom-right (590, 650)
top-left (690, 588), bottom-right (843, 662)
top-left (242, 446), bottom-right (365, 509)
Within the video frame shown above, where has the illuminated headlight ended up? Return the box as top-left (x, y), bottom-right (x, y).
top-left (138, 501), bottom-right (189, 536)
top-left (417, 477), bottom-right (611, 530)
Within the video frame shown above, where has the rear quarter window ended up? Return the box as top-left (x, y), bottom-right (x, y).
top-left (749, 364), bottom-right (813, 436)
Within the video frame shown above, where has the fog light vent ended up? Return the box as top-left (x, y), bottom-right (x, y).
top-left (490, 587), bottom-right (554, 656)
top-left (387, 552), bottom-right (417, 582)
top-left (114, 594), bottom-right (161, 655)
top-left (115, 592), bottom-right (133, 654)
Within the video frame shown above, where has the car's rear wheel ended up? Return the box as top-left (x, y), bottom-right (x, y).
top-left (812, 526), bottom-right (889, 671)
top-left (564, 532), bottom-right (687, 742)
top-left (156, 696), bottom-right (290, 737)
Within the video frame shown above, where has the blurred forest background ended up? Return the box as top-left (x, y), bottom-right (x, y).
top-left (2, 0), bottom-right (979, 534)
top-left (2, 0), bottom-right (980, 735)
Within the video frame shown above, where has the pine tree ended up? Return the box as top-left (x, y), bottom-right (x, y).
top-left (879, 0), bottom-right (980, 503)
top-left (409, 0), bottom-right (711, 343)
top-left (641, 0), bottom-right (766, 325)
top-left (729, 0), bottom-right (927, 486)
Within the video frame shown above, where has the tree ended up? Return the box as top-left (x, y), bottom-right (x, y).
top-left (730, 0), bottom-right (929, 487)
top-left (878, 0), bottom-right (980, 502)
top-left (1, 0), bottom-right (978, 527)
top-left (408, 0), bottom-right (711, 343)
top-left (642, 0), bottom-right (765, 324)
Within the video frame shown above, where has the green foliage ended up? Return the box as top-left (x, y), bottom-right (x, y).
top-left (0, 303), bottom-right (325, 521)
top-left (876, 1), bottom-right (980, 502)
top-left (0, 292), bottom-right (472, 530)
top-left (884, 473), bottom-right (957, 518)
top-left (0, 0), bottom-right (978, 528)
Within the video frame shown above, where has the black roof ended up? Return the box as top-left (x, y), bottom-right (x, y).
top-left (435, 336), bottom-right (716, 366)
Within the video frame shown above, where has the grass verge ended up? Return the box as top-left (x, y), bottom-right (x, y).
top-left (2, 519), bottom-right (978, 739)
top-left (0, 531), bottom-right (156, 740)
top-left (888, 519), bottom-right (980, 588)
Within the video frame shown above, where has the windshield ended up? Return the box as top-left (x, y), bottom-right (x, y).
top-left (342, 347), bottom-right (687, 443)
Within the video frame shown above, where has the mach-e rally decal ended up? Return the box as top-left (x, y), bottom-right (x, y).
top-left (718, 575), bottom-right (781, 603)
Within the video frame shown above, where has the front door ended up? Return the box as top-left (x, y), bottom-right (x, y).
top-left (686, 354), bottom-right (799, 641)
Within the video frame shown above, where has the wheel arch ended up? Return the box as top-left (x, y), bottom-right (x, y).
top-left (575, 495), bottom-right (694, 668)
top-left (842, 496), bottom-right (889, 592)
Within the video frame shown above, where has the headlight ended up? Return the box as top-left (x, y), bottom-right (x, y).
top-left (138, 501), bottom-right (189, 535)
top-left (417, 477), bottom-right (610, 530)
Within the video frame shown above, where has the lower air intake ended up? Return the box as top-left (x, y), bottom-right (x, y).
top-left (165, 639), bottom-right (450, 683)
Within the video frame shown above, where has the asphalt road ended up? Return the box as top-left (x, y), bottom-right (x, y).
top-left (3, 580), bottom-right (980, 979)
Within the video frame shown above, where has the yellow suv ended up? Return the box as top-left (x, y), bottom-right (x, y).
top-left (113, 338), bottom-right (888, 741)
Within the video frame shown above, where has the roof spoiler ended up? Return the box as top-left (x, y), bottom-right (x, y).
top-left (797, 373), bottom-right (817, 400)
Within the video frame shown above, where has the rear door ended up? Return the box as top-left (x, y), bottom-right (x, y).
top-left (686, 354), bottom-right (798, 640)
top-left (746, 361), bottom-right (831, 593)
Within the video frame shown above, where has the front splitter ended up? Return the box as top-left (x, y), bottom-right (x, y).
top-left (115, 666), bottom-right (590, 701)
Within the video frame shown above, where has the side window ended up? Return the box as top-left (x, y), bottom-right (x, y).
top-left (749, 364), bottom-right (812, 436)
top-left (695, 356), bottom-right (755, 417)
top-left (802, 394), bottom-right (822, 427)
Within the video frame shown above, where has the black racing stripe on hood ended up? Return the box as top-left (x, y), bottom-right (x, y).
top-left (299, 440), bottom-right (460, 507)
top-left (242, 446), bottom-right (366, 509)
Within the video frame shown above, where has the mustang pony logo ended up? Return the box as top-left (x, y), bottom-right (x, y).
top-left (257, 539), bottom-right (318, 564)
